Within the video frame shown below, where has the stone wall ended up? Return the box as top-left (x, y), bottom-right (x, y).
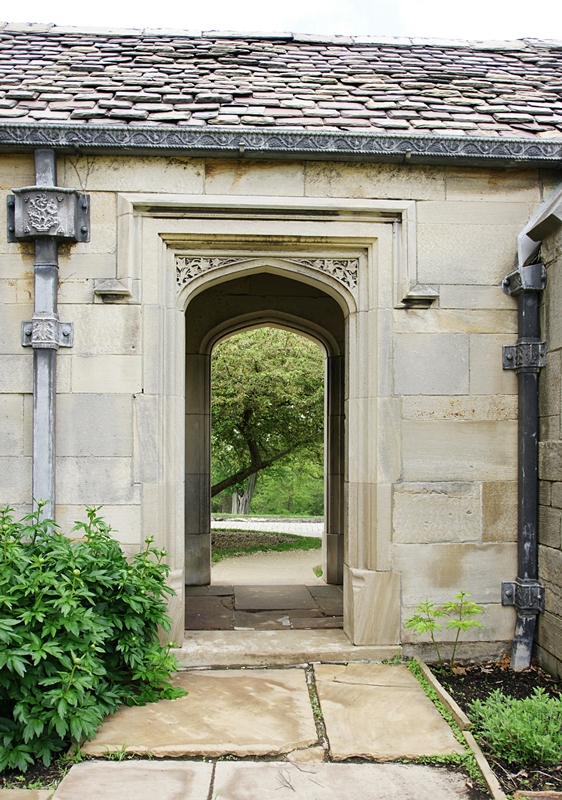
top-left (537, 221), bottom-right (562, 678)
top-left (0, 151), bottom-right (555, 648)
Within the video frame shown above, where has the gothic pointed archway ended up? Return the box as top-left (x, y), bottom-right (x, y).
top-left (183, 267), bottom-right (347, 590)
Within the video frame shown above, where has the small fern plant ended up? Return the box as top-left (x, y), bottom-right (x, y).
top-left (405, 590), bottom-right (484, 670)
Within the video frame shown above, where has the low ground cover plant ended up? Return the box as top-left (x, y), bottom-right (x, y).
top-left (469, 687), bottom-right (562, 767)
top-left (0, 505), bottom-right (184, 772)
top-left (211, 528), bottom-right (321, 564)
top-left (405, 591), bottom-right (484, 670)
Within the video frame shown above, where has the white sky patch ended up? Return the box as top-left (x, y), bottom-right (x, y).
top-left (0, 0), bottom-right (561, 40)
top-left (398, 0), bottom-right (562, 40)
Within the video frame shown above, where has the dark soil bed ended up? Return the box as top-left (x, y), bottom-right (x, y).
top-left (435, 656), bottom-right (562, 797)
top-left (0, 758), bottom-right (68, 791)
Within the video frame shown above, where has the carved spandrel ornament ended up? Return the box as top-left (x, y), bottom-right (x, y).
top-left (176, 255), bottom-right (359, 291)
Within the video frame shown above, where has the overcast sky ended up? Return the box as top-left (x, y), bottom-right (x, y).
top-left (2, 0), bottom-right (561, 42)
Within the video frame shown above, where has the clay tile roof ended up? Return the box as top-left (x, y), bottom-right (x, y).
top-left (0, 23), bottom-right (562, 139)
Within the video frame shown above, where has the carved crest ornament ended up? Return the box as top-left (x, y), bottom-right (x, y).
top-left (25, 192), bottom-right (62, 235)
top-left (176, 256), bottom-right (359, 291)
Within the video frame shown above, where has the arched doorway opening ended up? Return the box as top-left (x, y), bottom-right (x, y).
top-left (184, 269), bottom-right (347, 598)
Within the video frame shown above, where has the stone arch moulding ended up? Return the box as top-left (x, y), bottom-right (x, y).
top-left (119, 194), bottom-right (412, 648)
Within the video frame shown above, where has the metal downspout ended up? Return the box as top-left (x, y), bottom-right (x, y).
top-left (501, 264), bottom-right (546, 671)
top-left (7, 148), bottom-right (90, 519)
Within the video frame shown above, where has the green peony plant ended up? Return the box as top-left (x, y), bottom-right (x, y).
top-left (0, 505), bottom-right (185, 772)
top-left (469, 688), bottom-right (562, 766)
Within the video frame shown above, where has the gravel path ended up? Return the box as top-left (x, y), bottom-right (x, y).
top-left (211, 517), bottom-right (324, 538)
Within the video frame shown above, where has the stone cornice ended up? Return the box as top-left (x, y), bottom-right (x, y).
top-left (0, 123), bottom-right (561, 167)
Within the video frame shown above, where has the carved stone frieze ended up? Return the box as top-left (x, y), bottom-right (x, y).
top-left (176, 255), bottom-right (359, 290)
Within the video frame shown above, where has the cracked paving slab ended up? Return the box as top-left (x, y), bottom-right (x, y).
top-left (315, 663), bottom-right (465, 760)
top-left (81, 669), bottom-right (317, 757)
top-left (213, 761), bottom-right (475, 800)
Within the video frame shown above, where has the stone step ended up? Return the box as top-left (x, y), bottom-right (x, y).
top-left (174, 629), bottom-right (399, 667)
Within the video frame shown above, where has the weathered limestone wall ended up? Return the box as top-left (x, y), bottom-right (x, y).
top-left (0, 151), bottom-right (554, 649)
top-left (537, 222), bottom-right (562, 678)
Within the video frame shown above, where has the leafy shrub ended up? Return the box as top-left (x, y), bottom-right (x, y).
top-left (469, 688), bottom-right (562, 766)
top-left (0, 505), bottom-right (185, 772)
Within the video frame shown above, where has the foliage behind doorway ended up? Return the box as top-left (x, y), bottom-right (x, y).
top-left (211, 327), bottom-right (324, 516)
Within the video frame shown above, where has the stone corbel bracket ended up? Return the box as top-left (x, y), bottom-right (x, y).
top-left (401, 283), bottom-right (439, 308)
top-left (93, 279), bottom-right (132, 303)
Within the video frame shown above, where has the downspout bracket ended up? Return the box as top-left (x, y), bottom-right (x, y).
top-left (21, 316), bottom-right (74, 349)
top-left (503, 341), bottom-right (547, 371)
top-left (502, 579), bottom-right (545, 614)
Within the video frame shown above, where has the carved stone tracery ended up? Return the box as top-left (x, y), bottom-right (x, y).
top-left (175, 255), bottom-right (359, 290)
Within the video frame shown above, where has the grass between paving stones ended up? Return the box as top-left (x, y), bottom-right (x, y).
top-left (407, 660), bottom-right (486, 793)
top-left (305, 664), bottom-right (329, 756)
top-left (211, 529), bottom-right (321, 564)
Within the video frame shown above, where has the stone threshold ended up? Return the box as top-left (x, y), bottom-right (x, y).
top-left (174, 629), bottom-right (399, 667)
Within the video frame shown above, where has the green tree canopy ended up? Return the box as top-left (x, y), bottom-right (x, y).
top-left (211, 327), bottom-right (324, 502)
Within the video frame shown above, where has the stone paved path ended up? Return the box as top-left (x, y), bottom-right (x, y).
top-left (81, 664), bottom-right (463, 762)
top-left (8, 664), bottom-right (474, 800)
top-left (211, 548), bottom-right (324, 585)
top-left (185, 584), bottom-right (343, 630)
top-left (52, 760), bottom-right (474, 800)
top-left (212, 516), bottom-right (324, 538)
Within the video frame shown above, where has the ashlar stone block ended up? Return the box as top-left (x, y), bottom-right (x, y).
top-left (205, 158), bottom-right (305, 196)
top-left (57, 394), bottom-right (133, 456)
top-left (539, 506), bottom-right (562, 549)
top-left (417, 200), bottom-right (532, 226)
top-left (343, 566), bottom-right (400, 645)
top-left (56, 457), bottom-right (138, 505)
top-left (482, 482), bottom-right (517, 542)
top-left (394, 542), bottom-right (517, 605)
top-left (401, 395), bottom-right (517, 422)
top-left (0, 456), bottom-right (31, 504)
top-left (0, 153), bottom-right (35, 189)
top-left (443, 167), bottom-right (540, 203)
top-left (417, 223), bottom-right (521, 285)
top-left (67, 304), bottom-right (140, 356)
top-left (469, 335), bottom-right (518, 396)
top-left (0, 394), bottom-right (24, 455)
top-left (394, 334), bottom-right (469, 395)
top-left (539, 440), bottom-right (562, 482)
top-left (62, 154), bottom-right (204, 193)
top-left (439, 284), bottom-right (515, 310)
top-left (393, 482), bottom-right (481, 544)
top-left (72, 355), bottom-right (142, 394)
top-left (304, 161), bottom-right (446, 201)
top-left (402, 420), bottom-right (517, 481)
top-left (56, 503), bottom-right (141, 543)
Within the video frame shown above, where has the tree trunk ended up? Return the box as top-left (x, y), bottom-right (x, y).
top-left (239, 473), bottom-right (257, 515)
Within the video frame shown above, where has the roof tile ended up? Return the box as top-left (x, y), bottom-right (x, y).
top-left (0, 27), bottom-right (560, 138)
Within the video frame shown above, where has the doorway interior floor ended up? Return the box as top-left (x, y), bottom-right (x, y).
top-left (185, 584), bottom-right (343, 630)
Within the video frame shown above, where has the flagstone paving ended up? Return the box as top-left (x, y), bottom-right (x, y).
top-left (315, 663), bottom-right (465, 760)
top-left (51, 760), bottom-right (475, 800)
top-left (213, 762), bottom-right (474, 800)
top-left (53, 662), bottom-right (474, 800)
top-left (81, 668), bottom-right (317, 758)
top-left (52, 761), bottom-right (213, 800)
top-left (184, 584), bottom-right (343, 631)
